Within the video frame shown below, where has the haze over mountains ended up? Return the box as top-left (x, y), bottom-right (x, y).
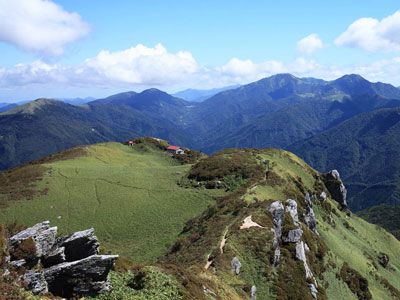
top-left (2, 73), bottom-right (400, 212)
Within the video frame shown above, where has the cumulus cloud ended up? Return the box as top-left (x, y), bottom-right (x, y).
top-left (297, 34), bottom-right (324, 54)
top-left (335, 11), bottom-right (400, 52)
top-left (82, 43), bottom-right (199, 86)
top-left (2, 44), bottom-right (400, 96)
top-left (0, 0), bottom-right (90, 55)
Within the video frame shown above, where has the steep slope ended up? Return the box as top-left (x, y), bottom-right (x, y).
top-left (291, 107), bottom-right (400, 211)
top-left (358, 204), bottom-right (400, 239)
top-left (1, 143), bottom-right (400, 299)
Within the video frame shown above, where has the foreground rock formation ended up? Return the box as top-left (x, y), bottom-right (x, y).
top-left (5, 221), bottom-right (118, 298)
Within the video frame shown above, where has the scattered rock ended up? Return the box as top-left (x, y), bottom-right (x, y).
top-left (378, 252), bottom-right (389, 268)
top-left (250, 285), bottom-right (257, 300)
top-left (304, 193), bottom-right (318, 234)
top-left (322, 170), bottom-right (348, 208)
top-left (231, 257), bottom-right (241, 275)
top-left (319, 191), bottom-right (327, 201)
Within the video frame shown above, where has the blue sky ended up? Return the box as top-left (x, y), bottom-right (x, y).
top-left (1, 0), bottom-right (400, 101)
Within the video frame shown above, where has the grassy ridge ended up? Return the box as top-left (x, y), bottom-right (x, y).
top-left (0, 142), bottom-right (221, 262)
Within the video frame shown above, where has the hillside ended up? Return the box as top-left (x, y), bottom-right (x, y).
top-left (0, 97), bottom-right (191, 170)
top-left (0, 140), bottom-right (220, 262)
top-left (1, 141), bottom-right (400, 299)
top-left (291, 107), bottom-right (400, 211)
top-left (2, 74), bottom-right (400, 217)
top-left (357, 204), bottom-right (400, 239)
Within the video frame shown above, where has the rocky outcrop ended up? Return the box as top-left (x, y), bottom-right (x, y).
top-left (282, 228), bottom-right (303, 243)
top-left (286, 199), bottom-right (299, 225)
top-left (322, 170), bottom-right (347, 208)
top-left (5, 221), bottom-right (117, 298)
top-left (270, 198), bottom-right (319, 299)
top-left (269, 201), bottom-right (284, 266)
top-left (304, 193), bottom-right (318, 234)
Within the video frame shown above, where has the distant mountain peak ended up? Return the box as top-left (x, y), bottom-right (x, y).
top-left (2, 98), bottom-right (64, 115)
top-left (335, 74), bottom-right (368, 83)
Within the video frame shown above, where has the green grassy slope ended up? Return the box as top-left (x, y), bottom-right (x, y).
top-left (0, 142), bottom-right (221, 262)
top-left (1, 144), bottom-right (400, 299)
top-left (357, 204), bottom-right (400, 239)
top-left (163, 148), bottom-right (400, 300)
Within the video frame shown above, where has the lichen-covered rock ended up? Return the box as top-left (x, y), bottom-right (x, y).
top-left (285, 199), bottom-right (299, 225)
top-left (283, 228), bottom-right (303, 243)
top-left (23, 271), bottom-right (48, 295)
top-left (231, 257), bottom-right (241, 275)
top-left (304, 193), bottom-right (318, 234)
top-left (322, 170), bottom-right (348, 208)
top-left (44, 254), bottom-right (118, 298)
top-left (58, 228), bottom-right (99, 261)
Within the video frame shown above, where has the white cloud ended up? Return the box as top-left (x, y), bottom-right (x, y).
top-left (335, 11), bottom-right (400, 52)
top-left (82, 43), bottom-right (199, 86)
top-left (2, 44), bottom-right (400, 97)
top-left (0, 0), bottom-right (90, 55)
top-left (297, 34), bottom-right (324, 54)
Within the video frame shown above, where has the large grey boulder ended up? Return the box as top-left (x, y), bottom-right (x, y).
top-left (322, 170), bottom-right (348, 208)
top-left (44, 254), bottom-right (118, 298)
top-left (58, 228), bottom-right (99, 261)
top-left (6, 221), bottom-right (118, 298)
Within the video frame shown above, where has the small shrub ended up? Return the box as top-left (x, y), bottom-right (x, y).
top-left (9, 237), bottom-right (37, 262)
top-left (338, 263), bottom-right (372, 300)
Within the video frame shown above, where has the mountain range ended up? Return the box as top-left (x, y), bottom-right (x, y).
top-left (1, 73), bottom-right (400, 214)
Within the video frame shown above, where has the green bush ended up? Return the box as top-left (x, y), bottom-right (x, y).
top-left (94, 267), bottom-right (183, 300)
